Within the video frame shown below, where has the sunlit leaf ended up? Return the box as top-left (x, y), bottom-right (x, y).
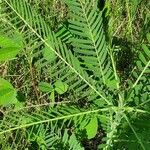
top-left (54, 80), bottom-right (68, 95)
top-left (0, 34), bottom-right (23, 61)
top-left (0, 78), bottom-right (17, 106)
top-left (85, 116), bottom-right (98, 139)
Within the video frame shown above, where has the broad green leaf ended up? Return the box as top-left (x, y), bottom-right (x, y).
top-left (38, 82), bottom-right (53, 92)
top-left (94, 99), bottom-right (106, 107)
top-left (0, 78), bottom-right (17, 106)
top-left (0, 34), bottom-right (23, 61)
top-left (43, 46), bottom-right (56, 62)
top-left (105, 78), bottom-right (118, 90)
top-left (85, 116), bottom-right (98, 139)
top-left (54, 80), bottom-right (68, 95)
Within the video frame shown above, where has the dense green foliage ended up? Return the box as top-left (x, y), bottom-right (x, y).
top-left (0, 0), bottom-right (150, 149)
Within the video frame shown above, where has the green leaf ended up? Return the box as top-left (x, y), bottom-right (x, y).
top-left (0, 78), bottom-right (18, 106)
top-left (147, 33), bottom-right (150, 43)
top-left (85, 116), bottom-right (98, 139)
top-left (142, 44), bottom-right (150, 57)
top-left (54, 80), bottom-right (68, 95)
top-left (38, 82), bottom-right (53, 92)
top-left (0, 34), bottom-right (23, 62)
top-left (14, 99), bottom-right (25, 110)
top-left (62, 129), bottom-right (69, 144)
top-left (43, 46), bottom-right (56, 62)
top-left (49, 90), bottom-right (55, 101)
top-left (105, 78), bottom-right (118, 90)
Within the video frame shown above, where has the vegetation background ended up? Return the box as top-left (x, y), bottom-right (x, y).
top-left (0, 0), bottom-right (150, 149)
